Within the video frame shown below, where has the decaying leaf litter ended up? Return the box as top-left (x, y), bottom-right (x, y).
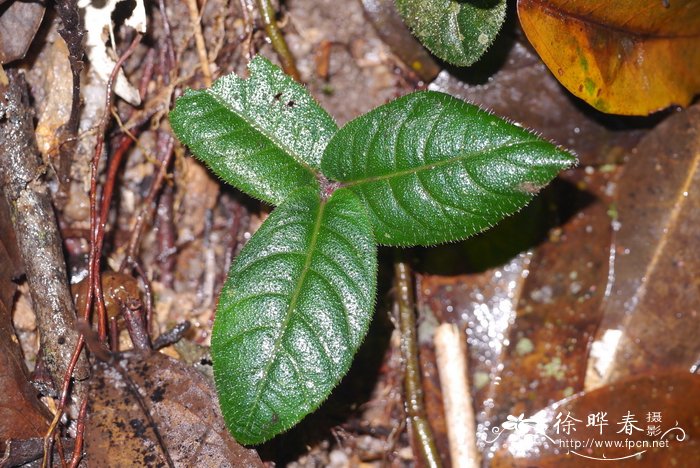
top-left (0, 0), bottom-right (698, 466)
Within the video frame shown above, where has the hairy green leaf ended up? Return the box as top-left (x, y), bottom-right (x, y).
top-left (169, 56), bottom-right (337, 205)
top-left (321, 91), bottom-right (575, 246)
top-left (395, 0), bottom-right (507, 66)
top-left (211, 187), bottom-right (377, 444)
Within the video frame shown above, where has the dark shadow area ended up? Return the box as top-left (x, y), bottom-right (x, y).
top-left (414, 177), bottom-right (597, 275)
top-left (563, 86), bottom-right (674, 132)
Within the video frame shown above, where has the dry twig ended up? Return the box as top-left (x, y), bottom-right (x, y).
top-left (186, 0), bottom-right (213, 86)
top-left (256, 0), bottom-right (301, 81)
top-left (0, 70), bottom-right (89, 389)
top-left (394, 256), bottom-right (443, 468)
top-left (434, 323), bottom-right (480, 468)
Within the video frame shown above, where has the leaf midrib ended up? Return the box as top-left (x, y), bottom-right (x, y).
top-left (206, 87), bottom-right (320, 177)
top-left (340, 141), bottom-right (536, 187)
top-left (243, 198), bottom-right (327, 430)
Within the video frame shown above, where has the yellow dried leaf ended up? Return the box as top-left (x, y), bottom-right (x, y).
top-left (518, 0), bottom-right (700, 115)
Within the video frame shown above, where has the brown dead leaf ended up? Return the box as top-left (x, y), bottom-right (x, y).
top-left (417, 253), bottom-right (529, 413)
top-left (484, 170), bottom-right (613, 429)
top-left (1, 437), bottom-right (74, 466)
top-left (0, 196), bottom-right (51, 450)
top-left (588, 103), bottom-right (700, 387)
top-left (416, 171), bottom-right (615, 454)
top-left (492, 372), bottom-right (700, 467)
top-left (86, 350), bottom-right (263, 467)
top-left (34, 36), bottom-right (74, 159)
top-left (416, 216), bottom-right (536, 440)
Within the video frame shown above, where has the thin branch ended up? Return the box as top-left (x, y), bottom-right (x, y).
top-left (120, 131), bottom-right (175, 269)
top-left (42, 33), bottom-right (144, 468)
top-left (393, 254), bottom-right (443, 468)
top-left (0, 70), bottom-right (89, 388)
top-left (434, 323), bottom-right (480, 468)
top-left (256, 0), bottom-right (301, 81)
top-left (186, 0), bottom-right (213, 86)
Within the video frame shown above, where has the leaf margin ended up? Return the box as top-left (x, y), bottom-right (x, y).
top-left (321, 90), bottom-right (576, 246)
top-left (211, 186), bottom-right (378, 444)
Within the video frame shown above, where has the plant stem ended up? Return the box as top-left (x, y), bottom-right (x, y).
top-left (394, 254), bottom-right (443, 468)
top-left (256, 0), bottom-right (302, 82)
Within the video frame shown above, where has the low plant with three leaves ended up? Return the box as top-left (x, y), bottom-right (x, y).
top-left (169, 56), bottom-right (574, 444)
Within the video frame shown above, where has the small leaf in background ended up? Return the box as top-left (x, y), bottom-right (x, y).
top-left (321, 91), bottom-right (575, 246)
top-left (86, 351), bottom-right (263, 467)
top-left (518, 0), bottom-right (700, 115)
top-left (0, 0), bottom-right (45, 64)
top-left (395, 0), bottom-right (507, 67)
top-left (587, 103), bottom-right (700, 387)
top-left (492, 372), bottom-right (700, 467)
top-left (170, 56), bottom-right (338, 205)
top-left (212, 187), bottom-right (377, 444)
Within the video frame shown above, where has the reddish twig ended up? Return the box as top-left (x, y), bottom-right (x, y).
top-left (68, 398), bottom-right (89, 468)
top-left (157, 0), bottom-right (177, 81)
top-left (138, 49), bottom-right (157, 98)
top-left (43, 33), bottom-right (143, 468)
top-left (120, 131), bottom-right (175, 270)
top-left (109, 315), bottom-right (120, 352)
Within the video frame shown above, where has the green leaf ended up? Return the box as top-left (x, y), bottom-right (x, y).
top-left (169, 56), bottom-right (337, 205)
top-left (395, 0), bottom-right (507, 66)
top-left (321, 91), bottom-right (575, 246)
top-left (211, 187), bottom-right (377, 444)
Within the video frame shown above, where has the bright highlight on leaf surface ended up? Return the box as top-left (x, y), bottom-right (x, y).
top-left (211, 188), bottom-right (376, 444)
top-left (518, 0), bottom-right (700, 116)
top-left (395, 0), bottom-right (507, 67)
top-left (170, 56), bottom-right (337, 205)
top-left (170, 56), bottom-right (574, 444)
top-left (322, 91), bottom-right (575, 246)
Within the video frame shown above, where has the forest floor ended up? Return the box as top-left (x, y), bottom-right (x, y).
top-left (1, 0), bottom-right (699, 466)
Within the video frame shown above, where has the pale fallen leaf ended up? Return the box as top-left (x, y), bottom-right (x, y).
top-left (78, 0), bottom-right (147, 105)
